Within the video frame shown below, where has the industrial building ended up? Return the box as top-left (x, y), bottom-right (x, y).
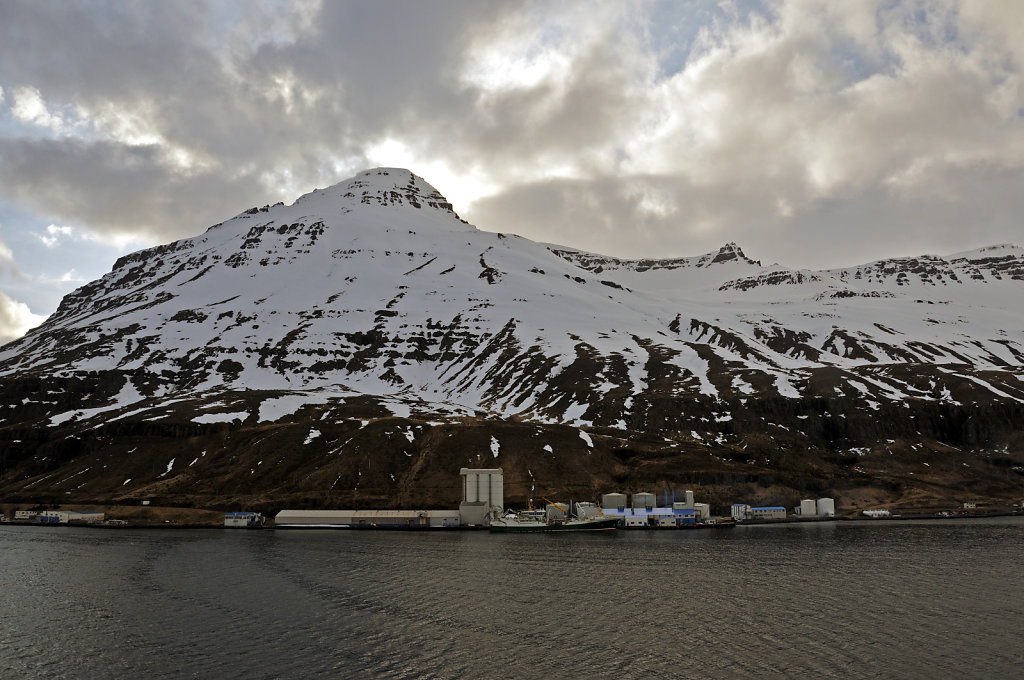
top-left (37, 510), bottom-right (105, 524)
top-left (272, 476), bottom-right (732, 531)
top-left (600, 505), bottom-right (697, 528)
top-left (274, 509), bottom-right (462, 529)
top-left (730, 497), bottom-right (838, 522)
top-left (274, 468), bottom-right (502, 529)
top-left (751, 506), bottom-right (787, 521)
top-left (458, 467), bottom-right (503, 526)
top-left (599, 491), bottom-right (700, 527)
top-left (732, 504), bottom-right (751, 520)
top-left (224, 512), bottom-right (264, 528)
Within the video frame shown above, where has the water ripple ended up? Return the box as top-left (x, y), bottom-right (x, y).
top-left (1, 518), bottom-right (1022, 679)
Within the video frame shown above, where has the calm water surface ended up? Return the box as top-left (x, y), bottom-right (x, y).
top-left (2, 517), bottom-right (1022, 679)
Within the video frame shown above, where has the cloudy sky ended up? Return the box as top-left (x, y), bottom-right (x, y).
top-left (1, 0), bottom-right (1023, 342)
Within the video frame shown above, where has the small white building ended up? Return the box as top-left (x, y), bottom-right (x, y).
top-left (224, 512), bottom-right (264, 528)
top-left (38, 510), bottom-right (105, 525)
top-left (731, 504), bottom-right (752, 520)
top-left (862, 509), bottom-right (891, 518)
top-left (14, 510), bottom-right (38, 521)
top-left (751, 507), bottom-right (786, 521)
top-left (693, 503), bottom-right (711, 521)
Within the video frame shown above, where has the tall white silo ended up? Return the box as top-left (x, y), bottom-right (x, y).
top-left (459, 468), bottom-right (503, 526)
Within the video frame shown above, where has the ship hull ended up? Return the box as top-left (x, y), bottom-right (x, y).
top-left (489, 516), bottom-right (620, 533)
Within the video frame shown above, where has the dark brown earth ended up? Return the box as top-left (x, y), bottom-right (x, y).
top-left (2, 370), bottom-right (1022, 519)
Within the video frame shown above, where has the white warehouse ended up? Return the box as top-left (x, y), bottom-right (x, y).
top-left (274, 468), bottom-right (504, 529)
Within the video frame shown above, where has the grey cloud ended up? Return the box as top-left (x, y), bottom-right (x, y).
top-left (0, 137), bottom-right (267, 240)
top-left (467, 157), bottom-right (1024, 271)
top-left (0, 0), bottom-right (1022, 278)
top-left (0, 1), bottom-right (516, 241)
top-left (467, 174), bottom-right (783, 260)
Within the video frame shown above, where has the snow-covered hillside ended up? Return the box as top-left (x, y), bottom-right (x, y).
top-left (1, 168), bottom-right (1023, 429)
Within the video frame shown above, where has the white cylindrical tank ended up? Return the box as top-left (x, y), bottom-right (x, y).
top-left (602, 493), bottom-right (627, 510)
top-left (800, 499), bottom-right (817, 516)
top-left (816, 498), bottom-right (835, 517)
top-left (632, 492), bottom-right (656, 510)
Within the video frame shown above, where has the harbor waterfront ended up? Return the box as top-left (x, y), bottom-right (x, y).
top-left (2, 517), bottom-right (1022, 679)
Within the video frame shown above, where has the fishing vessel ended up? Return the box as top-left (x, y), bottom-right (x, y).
top-left (488, 513), bottom-right (619, 533)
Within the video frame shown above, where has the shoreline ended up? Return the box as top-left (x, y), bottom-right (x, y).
top-left (2, 507), bottom-right (1020, 531)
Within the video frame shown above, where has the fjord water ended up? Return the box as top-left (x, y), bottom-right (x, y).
top-left (2, 519), bottom-right (1022, 679)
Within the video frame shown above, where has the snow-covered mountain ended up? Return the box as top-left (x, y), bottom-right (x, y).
top-left (2, 168), bottom-right (1022, 421)
top-left (1, 168), bottom-right (1022, 510)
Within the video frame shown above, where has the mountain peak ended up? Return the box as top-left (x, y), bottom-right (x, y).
top-left (294, 167), bottom-right (461, 218)
top-left (710, 242), bottom-right (760, 266)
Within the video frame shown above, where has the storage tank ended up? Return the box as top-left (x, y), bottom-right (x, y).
top-left (632, 492), bottom-right (656, 510)
top-left (800, 499), bottom-right (817, 517)
top-left (816, 498), bottom-right (835, 517)
top-left (602, 493), bottom-right (627, 510)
